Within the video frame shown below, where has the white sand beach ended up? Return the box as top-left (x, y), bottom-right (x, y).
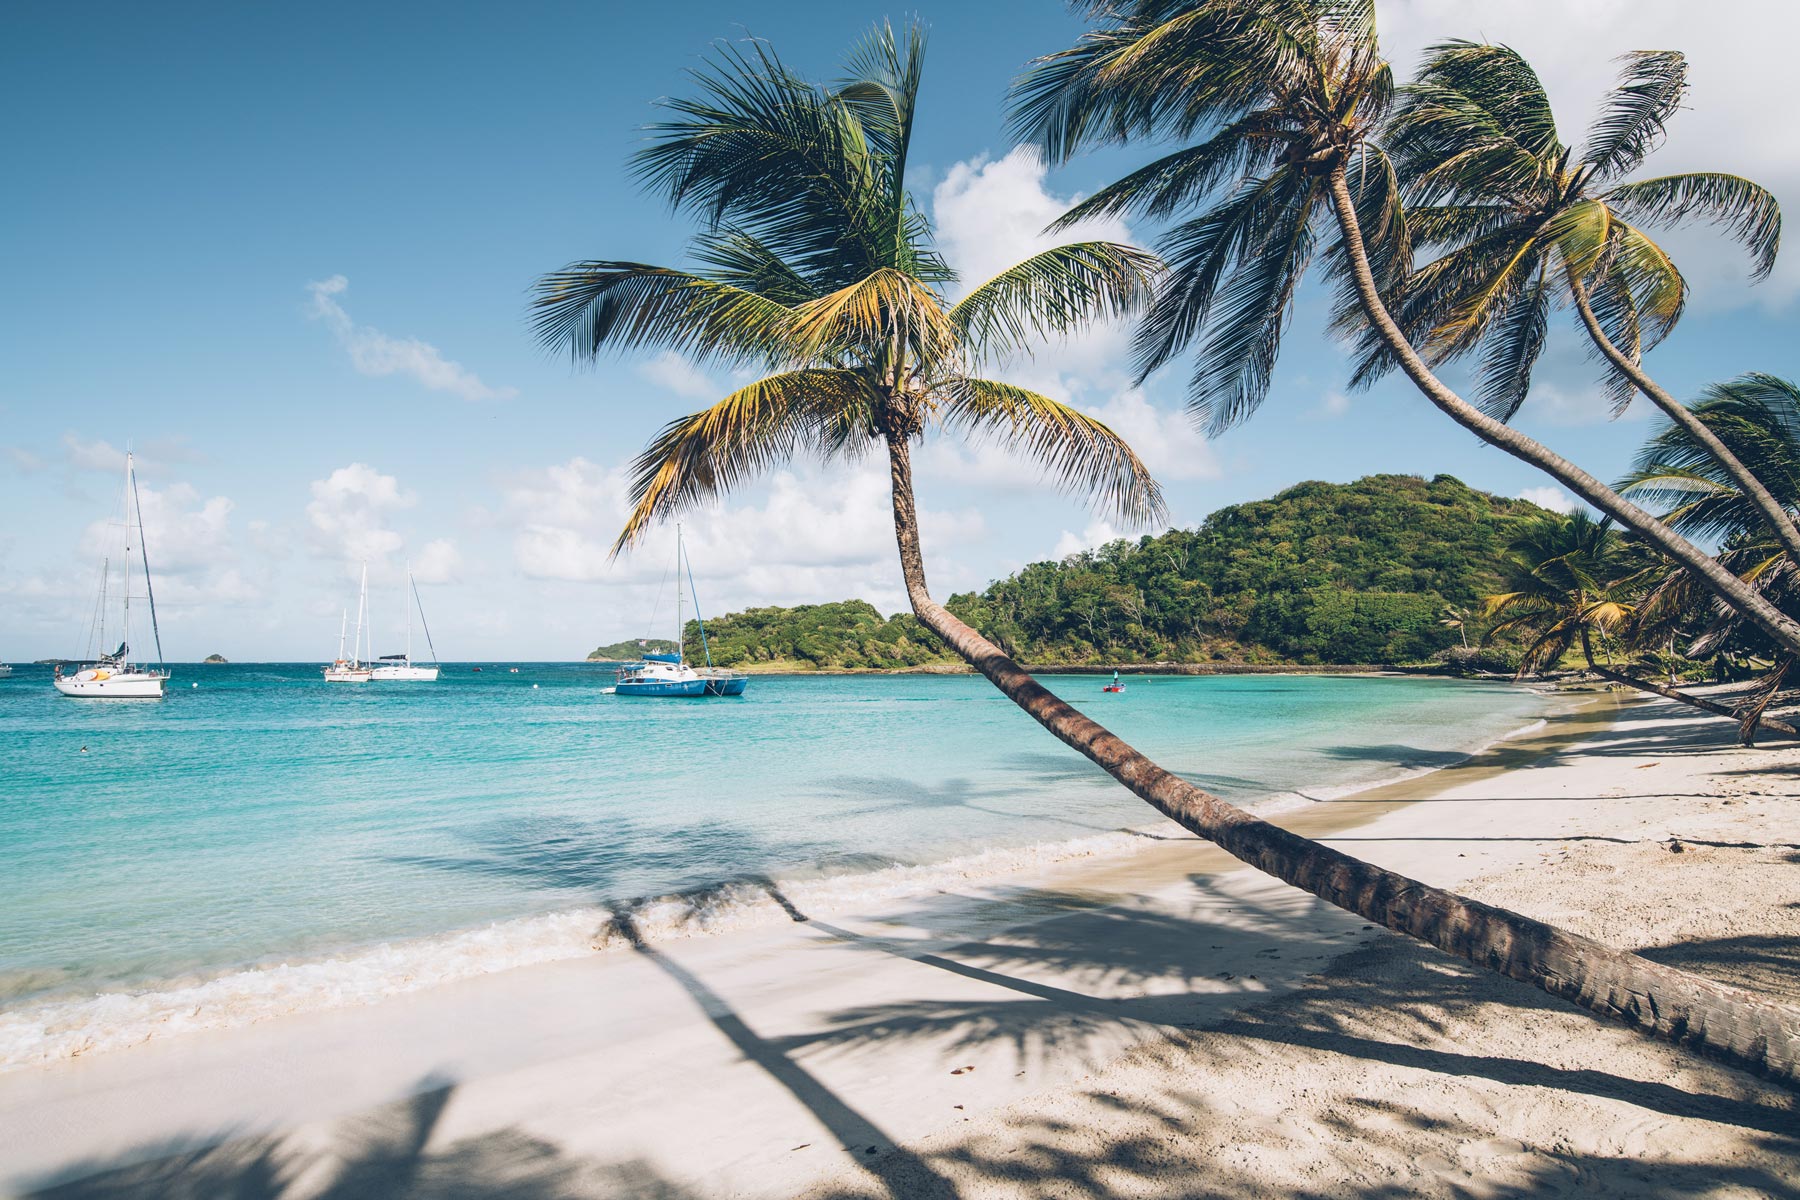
top-left (3, 692), bottom-right (1797, 1198)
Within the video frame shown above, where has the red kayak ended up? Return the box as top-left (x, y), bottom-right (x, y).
top-left (1103, 684), bottom-right (1125, 693)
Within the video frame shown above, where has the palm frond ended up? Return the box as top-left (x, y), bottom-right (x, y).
top-left (1582, 51), bottom-right (1688, 182)
top-left (1603, 172), bottom-right (1781, 279)
top-left (938, 377), bottom-right (1167, 525)
top-left (530, 261), bottom-right (798, 367)
top-left (1471, 260), bottom-right (1550, 421)
top-left (788, 268), bottom-right (954, 365)
top-left (1047, 113), bottom-right (1287, 230)
top-left (615, 369), bottom-right (877, 551)
top-left (949, 242), bottom-right (1163, 362)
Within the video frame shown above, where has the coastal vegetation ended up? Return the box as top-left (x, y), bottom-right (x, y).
top-left (544, 6), bottom-right (1799, 1080)
top-left (585, 638), bottom-right (676, 662)
top-left (681, 474), bottom-right (1542, 669)
top-left (202, 654), bottom-right (228, 664)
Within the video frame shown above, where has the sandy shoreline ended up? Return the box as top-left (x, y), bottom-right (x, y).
top-left (3, 691), bottom-right (1796, 1197)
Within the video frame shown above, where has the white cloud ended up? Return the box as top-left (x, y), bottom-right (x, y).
top-left (411, 538), bottom-right (462, 584)
top-left (502, 455), bottom-right (987, 619)
top-left (77, 479), bottom-right (262, 608)
top-left (6, 447), bottom-right (45, 473)
top-left (306, 462), bottom-right (417, 566)
top-left (1319, 390), bottom-right (1351, 418)
top-left (1053, 519), bottom-right (1125, 559)
top-left (1518, 486), bottom-right (1578, 514)
top-left (929, 147), bottom-right (1220, 518)
top-left (63, 435), bottom-right (128, 473)
top-left (636, 352), bottom-right (719, 401)
top-left (1377, 0), bottom-right (1800, 309)
top-left (933, 146), bottom-right (1133, 301)
top-left (306, 275), bottom-right (517, 402)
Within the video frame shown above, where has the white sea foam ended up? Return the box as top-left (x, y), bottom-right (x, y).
top-left (0, 714), bottom-right (1555, 1073)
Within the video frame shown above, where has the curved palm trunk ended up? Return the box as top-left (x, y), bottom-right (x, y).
top-left (885, 434), bottom-right (1800, 1083)
top-left (1323, 167), bottom-right (1800, 662)
top-left (1577, 630), bottom-right (1797, 743)
top-left (1567, 275), bottom-right (1800, 565)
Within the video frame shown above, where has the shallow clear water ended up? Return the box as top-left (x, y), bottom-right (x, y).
top-left (0, 664), bottom-right (1547, 1016)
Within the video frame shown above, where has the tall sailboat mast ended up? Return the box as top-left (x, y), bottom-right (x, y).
top-left (405, 559), bottom-right (414, 665)
top-left (121, 456), bottom-right (133, 666)
top-left (353, 563), bottom-right (368, 668)
top-left (128, 452), bottom-right (164, 669)
top-left (675, 525), bottom-right (684, 664)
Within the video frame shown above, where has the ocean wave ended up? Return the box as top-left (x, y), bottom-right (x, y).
top-left (0, 713), bottom-right (1553, 1073)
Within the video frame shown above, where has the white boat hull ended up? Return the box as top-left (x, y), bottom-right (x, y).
top-left (323, 667), bottom-right (374, 683)
top-left (370, 665), bottom-right (439, 681)
top-left (54, 670), bottom-right (167, 698)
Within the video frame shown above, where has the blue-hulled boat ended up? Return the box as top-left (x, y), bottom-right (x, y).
top-left (613, 526), bottom-right (749, 699)
top-left (615, 652), bottom-right (706, 697)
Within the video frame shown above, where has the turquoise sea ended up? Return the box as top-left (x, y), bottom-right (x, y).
top-left (0, 664), bottom-right (1550, 1066)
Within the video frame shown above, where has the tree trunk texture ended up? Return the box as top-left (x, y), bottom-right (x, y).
top-left (1568, 275), bottom-right (1800, 565)
top-left (885, 434), bottom-right (1800, 1084)
top-left (1323, 167), bottom-right (1800, 662)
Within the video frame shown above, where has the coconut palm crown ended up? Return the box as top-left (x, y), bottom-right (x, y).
top-left (1621, 374), bottom-right (1800, 656)
top-left (1011, 0), bottom-right (1410, 434)
top-left (1482, 511), bottom-right (1637, 673)
top-left (1353, 42), bottom-right (1781, 420)
top-left (532, 23), bottom-right (1165, 550)
top-left (1622, 374), bottom-right (1800, 544)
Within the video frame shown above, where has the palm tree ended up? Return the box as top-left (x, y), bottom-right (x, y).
top-left (1438, 604), bottom-right (1469, 649)
top-left (1621, 373), bottom-right (1800, 734)
top-left (1012, 0), bottom-right (1800, 668)
top-left (1354, 42), bottom-right (1797, 565)
top-left (1016, 0), bottom-right (1800, 1073)
top-left (1481, 512), bottom-right (1795, 739)
top-left (542, 22), bottom-right (1800, 1082)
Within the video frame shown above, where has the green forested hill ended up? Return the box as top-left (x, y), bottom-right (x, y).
top-left (586, 638), bottom-right (678, 661)
top-left (640, 475), bottom-right (1548, 669)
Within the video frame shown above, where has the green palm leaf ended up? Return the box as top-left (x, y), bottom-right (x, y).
top-left (939, 377), bottom-right (1167, 524)
top-left (949, 242), bottom-right (1163, 361)
top-left (615, 370), bottom-right (878, 552)
top-left (1602, 172), bottom-right (1781, 279)
top-left (1582, 51), bottom-right (1688, 182)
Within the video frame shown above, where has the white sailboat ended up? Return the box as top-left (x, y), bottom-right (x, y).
top-left (371, 562), bottom-right (440, 681)
top-left (54, 452), bottom-right (171, 699)
top-left (323, 564), bottom-right (374, 683)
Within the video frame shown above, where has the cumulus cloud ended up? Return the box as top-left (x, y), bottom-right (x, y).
top-left (636, 352), bottom-right (719, 401)
top-left (933, 147), bottom-right (1133, 301)
top-left (927, 147), bottom-right (1218, 521)
top-left (1518, 486), bottom-right (1578, 514)
top-left (306, 275), bottom-right (517, 401)
top-left (1053, 519), bottom-right (1126, 559)
top-left (306, 462), bottom-right (417, 565)
top-left (502, 456), bottom-right (986, 618)
top-left (77, 479), bottom-right (262, 607)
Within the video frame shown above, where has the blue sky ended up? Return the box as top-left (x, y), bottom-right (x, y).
top-left (4, 0), bottom-right (1796, 661)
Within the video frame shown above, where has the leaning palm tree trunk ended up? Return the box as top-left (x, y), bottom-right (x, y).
top-left (885, 436), bottom-right (1800, 1083)
top-left (1324, 167), bottom-right (1800, 662)
top-left (1567, 275), bottom-right (1800, 565)
top-left (1576, 631), bottom-right (1797, 743)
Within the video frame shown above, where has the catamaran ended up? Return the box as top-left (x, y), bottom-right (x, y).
top-left (54, 452), bottom-right (172, 698)
top-left (323, 564), bottom-right (374, 683)
top-left (371, 563), bottom-right (440, 681)
top-left (613, 526), bottom-right (748, 698)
